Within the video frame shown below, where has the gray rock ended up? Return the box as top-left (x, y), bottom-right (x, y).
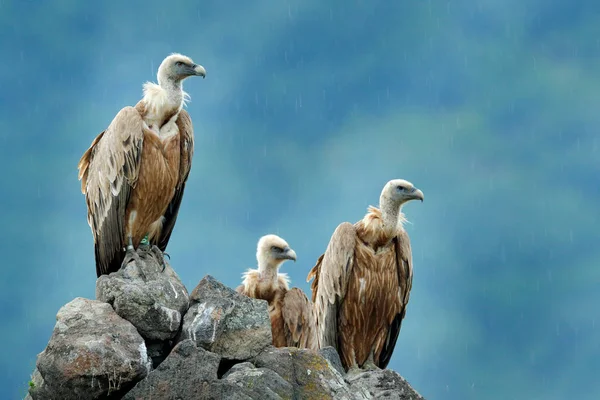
top-left (123, 339), bottom-right (221, 400)
top-left (252, 346), bottom-right (362, 400)
top-left (178, 275), bottom-right (272, 360)
top-left (96, 249), bottom-right (189, 341)
top-left (223, 362), bottom-right (294, 399)
top-left (30, 297), bottom-right (152, 400)
top-left (346, 369), bottom-right (425, 400)
top-left (319, 346), bottom-right (345, 376)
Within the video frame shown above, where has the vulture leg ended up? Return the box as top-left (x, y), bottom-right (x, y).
top-left (347, 365), bottom-right (362, 376)
top-left (362, 352), bottom-right (380, 371)
top-left (122, 236), bottom-right (147, 280)
top-left (138, 235), bottom-right (151, 252)
top-left (138, 235), bottom-right (167, 272)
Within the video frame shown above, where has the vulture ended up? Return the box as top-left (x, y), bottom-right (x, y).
top-left (78, 53), bottom-right (206, 277)
top-left (307, 179), bottom-right (424, 372)
top-left (237, 234), bottom-right (317, 350)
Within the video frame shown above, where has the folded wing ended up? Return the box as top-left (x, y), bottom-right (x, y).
top-left (282, 287), bottom-right (318, 350)
top-left (307, 222), bottom-right (357, 350)
top-left (78, 106), bottom-right (144, 277)
top-left (378, 229), bottom-right (413, 368)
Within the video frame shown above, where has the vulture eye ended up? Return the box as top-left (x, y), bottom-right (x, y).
top-left (396, 185), bottom-right (405, 192)
top-left (271, 246), bottom-right (282, 252)
top-left (175, 61), bottom-right (184, 67)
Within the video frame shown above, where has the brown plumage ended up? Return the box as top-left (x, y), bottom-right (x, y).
top-left (307, 179), bottom-right (424, 372)
top-left (237, 234), bottom-right (317, 350)
top-left (78, 53), bottom-right (206, 277)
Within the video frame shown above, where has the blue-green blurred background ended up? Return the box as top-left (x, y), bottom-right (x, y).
top-left (1, 1), bottom-right (599, 399)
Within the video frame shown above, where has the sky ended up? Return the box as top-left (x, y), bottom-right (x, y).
top-left (1, 0), bottom-right (599, 399)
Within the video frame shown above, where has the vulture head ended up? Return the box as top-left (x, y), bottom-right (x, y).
top-left (381, 178), bottom-right (424, 207)
top-left (256, 234), bottom-right (297, 271)
top-left (157, 53), bottom-right (206, 85)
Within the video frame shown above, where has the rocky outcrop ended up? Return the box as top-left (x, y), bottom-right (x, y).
top-left (27, 251), bottom-right (425, 399)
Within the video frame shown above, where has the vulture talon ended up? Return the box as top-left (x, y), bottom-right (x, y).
top-left (362, 360), bottom-right (380, 371)
top-left (150, 245), bottom-right (167, 272)
top-left (362, 352), bottom-right (380, 371)
top-left (138, 244), bottom-right (150, 254)
top-left (121, 246), bottom-right (147, 281)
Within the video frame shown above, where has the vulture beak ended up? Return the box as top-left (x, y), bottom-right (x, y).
top-left (410, 187), bottom-right (424, 202)
top-left (280, 247), bottom-right (297, 262)
top-left (192, 64), bottom-right (206, 78)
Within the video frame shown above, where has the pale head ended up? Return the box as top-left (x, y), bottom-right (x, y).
top-left (157, 53), bottom-right (206, 86)
top-left (380, 179), bottom-right (424, 207)
top-left (256, 234), bottom-right (297, 270)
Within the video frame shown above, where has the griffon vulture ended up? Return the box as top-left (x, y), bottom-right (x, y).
top-left (78, 53), bottom-right (206, 277)
top-left (307, 179), bottom-right (424, 372)
top-left (237, 234), bottom-right (317, 350)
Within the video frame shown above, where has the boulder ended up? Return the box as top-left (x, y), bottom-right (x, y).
top-left (96, 249), bottom-right (189, 342)
top-left (178, 275), bottom-right (272, 360)
top-left (30, 297), bottom-right (152, 400)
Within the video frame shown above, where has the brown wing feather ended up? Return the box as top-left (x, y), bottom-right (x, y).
top-left (157, 109), bottom-right (194, 251)
top-left (307, 254), bottom-right (324, 303)
top-left (78, 106), bottom-right (144, 277)
top-left (378, 229), bottom-right (414, 368)
top-left (306, 222), bottom-right (357, 350)
top-left (281, 288), bottom-right (317, 350)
